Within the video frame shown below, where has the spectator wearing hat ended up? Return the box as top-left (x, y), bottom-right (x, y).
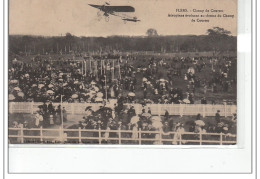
top-left (164, 110), bottom-right (169, 121)
top-left (172, 123), bottom-right (185, 145)
top-left (196, 113), bottom-right (201, 121)
top-left (62, 107), bottom-right (67, 122)
top-left (35, 112), bottom-right (43, 128)
top-left (201, 97), bottom-right (207, 104)
top-left (48, 102), bottom-right (54, 115)
top-left (215, 110), bottom-right (221, 123)
top-left (147, 107), bottom-right (152, 114)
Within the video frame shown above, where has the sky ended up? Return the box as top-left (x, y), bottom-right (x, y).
top-left (9, 0), bottom-right (237, 37)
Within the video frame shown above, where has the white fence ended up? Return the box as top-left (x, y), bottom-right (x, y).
top-left (9, 102), bottom-right (237, 117)
top-left (8, 127), bottom-right (236, 145)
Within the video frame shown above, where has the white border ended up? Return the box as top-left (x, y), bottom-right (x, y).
top-left (2, 0), bottom-right (256, 177)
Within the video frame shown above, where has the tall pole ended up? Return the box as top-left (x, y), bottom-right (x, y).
top-left (84, 60), bottom-right (87, 76)
top-left (104, 75), bottom-right (108, 102)
top-left (118, 59), bottom-right (121, 80)
top-left (95, 60), bottom-right (98, 80)
top-left (82, 61), bottom-right (84, 75)
top-left (112, 60), bottom-right (115, 80)
top-left (104, 60), bottom-right (106, 75)
top-left (90, 59), bottom-right (92, 73)
top-left (100, 60), bottom-right (103, 75)
top-left (60, 94), bottom-right (63, 129)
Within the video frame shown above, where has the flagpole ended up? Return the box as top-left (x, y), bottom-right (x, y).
top-left (118, 59), bottom-right (121, 80)
top-left (84, 60), bottom-right (87, 76)
top-left (82, 61), bottom-right (84, 75)
top-left (101, 60), bottom-right (103, 75)
top-left (112, 60), bottom-right (115, 80)
top-left (104, 75), bottom-right (108, 102)
top-left (60, 94), bottom-right (63, 129)
top-left (90, 59), bottom-right (92, 73)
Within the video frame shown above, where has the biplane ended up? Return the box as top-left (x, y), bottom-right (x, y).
top-left (88, 2), bottom-right (140, 23)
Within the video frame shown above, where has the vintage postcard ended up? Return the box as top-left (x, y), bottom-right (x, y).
top-left (8, 0), bottom-right (237, 145)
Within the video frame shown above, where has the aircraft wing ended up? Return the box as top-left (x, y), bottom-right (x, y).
top-left (88, 4), bottom-right (103, 10)
top-left (105, 6), bottom-right (135, 12)
top-left (89, 4), bottom-right (135, 12)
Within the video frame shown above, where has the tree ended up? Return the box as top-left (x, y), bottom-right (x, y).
top-left (146, 28), bottom-right (158, 37)
top-left (206, 27), bottom-right (232, 51)
top-left (207, 27), bottom-right (231, 37)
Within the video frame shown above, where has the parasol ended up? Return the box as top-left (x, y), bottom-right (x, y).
top-left (142, 77), bottom-right (148, 82)
top-left (24, 74), bottom-right (29, 78)
top-left (38, 84), bottom-right (45, 89)
top-left (128, 92), bottom-right (135, 97)
top-left (223, 127), bottom-right (228, 131)
top-left (71, 94), bottom-right (78, 99)
top-left (10, 80), bottom-right (18, 84)
top-left (46, 90), bottom-right (54, 95)
top-left (183, 99), bottom-right (190, 104)
top-left (8, 94), bottom-right (15, 101)
top-left (159, 79), bottom-right (166, 82)
top-left (96, 92), bottom-right (103, 97)
top-left (17, 92), bottom-right (24, 98)
top-left (130, 116), bottom-right (139, 124)
top-left (48, 84), bottom-right (54, 88)
top-left (32, 84), bottom-right (37, 88)
top-left (91, 81), bottom-right (96, 85)
top-left (95, 97), bottom-right (103, 102)
top-left (142, 113), bottom-right (151, 118)
top-left (62, 83), bottom-right (68, 87)
top-left (195, 120), bottom-right (205, 127)
top-left (14, 87), bottom-right (21, 91)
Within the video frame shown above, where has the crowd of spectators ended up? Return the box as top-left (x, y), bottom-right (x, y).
top-left (8, 54), bottom-right (237, 105)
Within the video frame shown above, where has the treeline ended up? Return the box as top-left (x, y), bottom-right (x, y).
top-left (9, 33), bottom-right (237, 55)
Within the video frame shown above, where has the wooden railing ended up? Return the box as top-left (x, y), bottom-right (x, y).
top-left (9, 102), bottom-right (237, 117)
top-left (8, 127), bottom-right (236, 145)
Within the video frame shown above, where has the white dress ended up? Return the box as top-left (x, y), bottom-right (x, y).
top-left (110, 88), bottom-right (115, 98)
top-left (172, 127), bottom-right (185, 145)
top-left (132, 126), bottom-right (138, 140)
top-left (104, 127), bottom-right (110, 141)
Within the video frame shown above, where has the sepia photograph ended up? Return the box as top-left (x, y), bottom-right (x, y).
top-left (8, 0), bottom-right (237, 145)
